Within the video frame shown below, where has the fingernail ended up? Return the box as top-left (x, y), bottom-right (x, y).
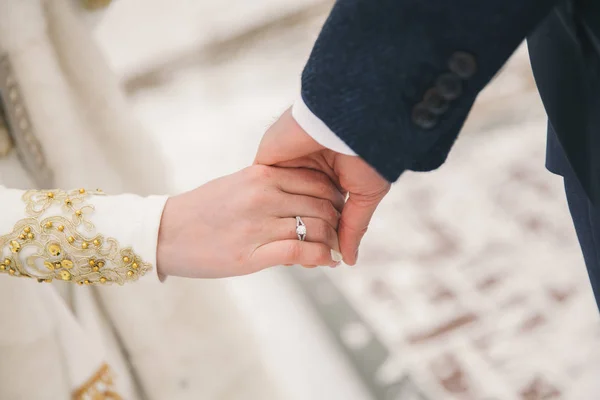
top-left (331, 249), bottom-right (343, 263)
top-left (331, 261), bottom-right (341, 268)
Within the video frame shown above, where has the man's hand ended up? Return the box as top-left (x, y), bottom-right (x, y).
top-left (255, 108), bottom-right (391, 265)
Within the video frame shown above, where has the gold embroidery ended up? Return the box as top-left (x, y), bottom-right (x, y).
top-left (0, 189), bottom-right (151, 285)
top-left (23, 189), bottom-right (100, 231)
top-left (73, 363), bottom-right (123, 400)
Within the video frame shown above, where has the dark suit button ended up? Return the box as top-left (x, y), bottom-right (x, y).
top-left (423, 88), bottom-right (449, 115)
top-left (435, 73), bottom-right (463, 100)
top-left (448, 51), bottom-right (477, 79)
top-left (412, 103), bottom-right (437, 129)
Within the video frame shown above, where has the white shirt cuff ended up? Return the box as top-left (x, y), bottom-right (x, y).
top-left (291, 96), bottom-right (357, 156)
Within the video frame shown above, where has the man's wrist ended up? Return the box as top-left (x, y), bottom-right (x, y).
top-left (291, 96), bottom-right (357, 156)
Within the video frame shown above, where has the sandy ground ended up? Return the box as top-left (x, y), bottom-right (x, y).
top-left (94, 2), bottom-right (600, 399)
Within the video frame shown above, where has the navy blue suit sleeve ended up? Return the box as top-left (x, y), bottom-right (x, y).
top-left (301, 0), bottom-right (558, 182)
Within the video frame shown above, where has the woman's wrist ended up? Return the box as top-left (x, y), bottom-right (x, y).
top-left (156, 195), bottom-right (179, 279)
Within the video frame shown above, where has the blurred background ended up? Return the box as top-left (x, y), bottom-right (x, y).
top-left (94, 1), bottom-right (600, 399)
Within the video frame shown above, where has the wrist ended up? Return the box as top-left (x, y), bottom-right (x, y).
top-left (156, 196), bottom-right (177, 278)
top-left (291, 97), bottom-right (357, 156)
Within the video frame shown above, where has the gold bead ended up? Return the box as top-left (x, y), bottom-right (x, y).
top-left (79, 188), bottom-right (86, 194)
top-left (61, 260), bottom-right (74, 269)
top-left (93, 239), bottom-right (101, 247)
top-left (97, 261), bottom-right (105, 268)
top-left (89, 259), bottom-right (96, 266)
top-left (81, 242), bottom-right (88, 249)
top-left (45, 279), bottom-right (52, 283)
top-left (45, 221), bottom-right (53, 229)
top-left (24, 227), bottom-right (31, 233)
top-left (10, 240), bottom-right (21, 253)
top-left (4, 258), bottom-right (11, 265)
top-left (57, 225), bottom-right (64, 232)
top-left (77, 281), bottom-right (84, 286)
top-left (48, 244), bottom-right (62, 257)
top-left (75, 210), bottom-right (82, 217)
top-left (44, 262), bottom-right (55, 271)
top-left (55, 262), bottom-right (61, 269)
top-left (132, 262), bottom-right (139, 270)
top-left (8, 268), bottom-right (15, 275)
top-left (18, 234), bottom-right (26, 240)
top-left (92, 266), bottom-right (99, 272)
top-left (27, 233), bottom-right (34, 240)
top-left (126, 271), bottom-right (134, 277)
top-left (64, 198), bottom-right (72, 205)
top-left (0, 265), bottom-right (5, 271)
top-left (60, 270), bottom-right (71, 281)
top-left (47, 192), bottom-right (54, 199)
top-left (84, 280), bottom-right (91, 285)
top-left (123, 256), bottom-right (130, 263)
top-left (99, 277), bottom-right (107, 284)
top-left (67, 236), bottom-right (75, 243)
top-left (37, 278), bottom-right (44, 283)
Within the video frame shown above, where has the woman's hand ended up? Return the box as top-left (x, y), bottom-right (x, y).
top-left (156, 165), bottom-right (345, 279)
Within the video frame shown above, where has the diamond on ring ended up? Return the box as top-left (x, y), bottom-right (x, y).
top-left (297, 225), bottom-right (307, 236)
top-left (296, 216), bottom-right (306, 241)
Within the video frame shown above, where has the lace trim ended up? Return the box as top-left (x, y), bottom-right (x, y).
top-left (72, 363), bottom-right (123, 400)
top-left (0, 189), bottom-right (151, 285)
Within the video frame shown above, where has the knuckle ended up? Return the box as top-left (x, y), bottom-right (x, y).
top-left (302, 245), bottom-right (330, 266)
top-left (302, 169), bottom-right (332, 198)
top-left (321, 201), bottom-right (340, 225)
top-left (317, 198), bottom-right (330, 214)
top-left (317, 180), bottom-right (333, 199)
top-left (315, 220), bottom-right (335, 243)
top-left (311, 172), bottom-right (332, 195)
top-left (315, 246), bottom-right (331, 265)
top-left (326, 224), bottom-right (338, 243)
top-left (313, 220), bottom-right (329, 242)
top-left (340, 219), bottom-right (369, 236)
top-left (369, 183), bottom-right (392, 201)
top-left (249, 164), bottom-right (274, 182)
top-left (235, 250), bottom-right (249, 266)
top-left (286, 241), bottom-right (302, 262)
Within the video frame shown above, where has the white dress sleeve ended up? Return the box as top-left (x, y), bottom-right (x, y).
top-left (0, 186), bottom-right (167, 285)
top-left (291, 96), bottom-right (358, 156)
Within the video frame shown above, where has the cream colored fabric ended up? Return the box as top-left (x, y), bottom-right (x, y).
top-left (0, 0), bottom-right (279, 399)
top-left (0, 186), bottom-right (167, 284)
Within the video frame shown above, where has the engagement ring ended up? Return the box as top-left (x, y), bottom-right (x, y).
top-left (296, 216), bottom-right (306, 241)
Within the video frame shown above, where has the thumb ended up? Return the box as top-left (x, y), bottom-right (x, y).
top-left (254, 107), bottom-right (324, 166)
top-left (338, 193), bottom-right (382, 265)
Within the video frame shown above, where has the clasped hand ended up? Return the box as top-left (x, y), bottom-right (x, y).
top-left (157, 108), bottom-right (390, 279)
